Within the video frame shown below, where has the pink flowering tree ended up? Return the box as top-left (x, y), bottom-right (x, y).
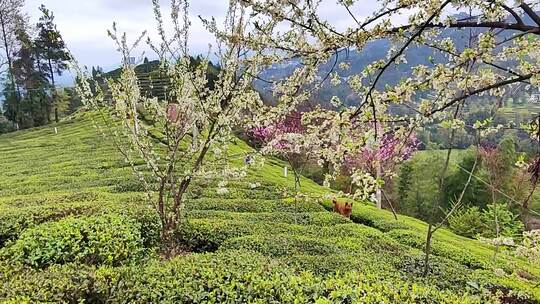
top-left (345, 132), bottom-right (420, 209)
top-left (248, 112), bottom-right (308, 199)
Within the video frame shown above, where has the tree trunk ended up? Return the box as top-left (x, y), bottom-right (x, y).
top-left (46, 104), bottom-right (51, 123)
top-left (423, 223), bottom-right (434, 276)
top-left (490, 182), bottom-right (500, 261)
top-left (160, 220), bottom-right (179, 258)
top-left (376, 162), bottom-right (382, 209)
top-left (424, 106), bottom-right (459, 276)
top-left (48, 58), bottom-right (59, 123)
top-left (290, 160), bottom-right (301, 225)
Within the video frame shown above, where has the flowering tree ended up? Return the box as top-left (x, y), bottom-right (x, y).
top-left (236, 0), bottom-right (540, 181)
top-left (236, 0), bottom-right (540, 275)
top-left (345, 132), bottom-right (419, 208)
top-left (74, 1), bottom-right (275, 253)
top-left (249, 112), bottom-right (308, 198)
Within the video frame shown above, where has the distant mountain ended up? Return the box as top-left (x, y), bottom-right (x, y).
top-left (254, 12), bottom-right (540, 107)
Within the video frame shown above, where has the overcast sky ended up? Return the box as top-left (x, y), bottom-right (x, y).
top-left (22, 0), bottom-right (395, 72)
top-left (24, 0), bottom-right (231, 70)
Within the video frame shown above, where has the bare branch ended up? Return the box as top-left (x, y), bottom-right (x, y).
top-left (519, 3), bottom-right (540, 27)
top-left (501, 4), bottom-right (524, 25)
top-left (429, 72), bottom-right (534, 116)
top-left (393, 21), bottom-right (540, 35)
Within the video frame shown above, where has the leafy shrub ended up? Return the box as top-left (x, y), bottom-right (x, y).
top-left (111, 177), bottom-right (146, 192)
top-left (449, 204), bottom-right (524, 240)
top-left (176, 219), bottom-right (339, 252)
top-left (350, 211), bottom-right (411, 232)
top-left (0, 199), bottom-right (160, 250)
top-left (395, 252), bottom-right (487, 291)
top-left (0, 251), bottom-right (497, 303)
top-left (480, 203), bottom-right (524, 238)
top-left (319, 199), bottom-right (412, 232)
top-left (186, 198), bottom-right (325, 213)
top-left (0, 191), bottom-right (101, 208)
top-left (188, 187), bottom-right (282, 200)
top-left (387, 229), bottom-right (489, 269)
top-left (279, 252), bottom-right (401, 277)
top-left (0, 262), bottom-right (101, 303)
top-left (0, 201), bottom-right (103, 247)
top-left (344, 205), bottom-right (411, 232)
top-left (188, 210), bottom-right (350, 226)
top-left (448, 206), bottom-right (484, 238)
top-left (2, 214), bottom-right (145, 268)
top-left (176, 219), bottom-right (258, 251)
top-left (220, 235), bottom-right (341, 256)
top-left (176, 217), bottom-right (394, 254)
top-left (115, 204), bottom-right (161, 249)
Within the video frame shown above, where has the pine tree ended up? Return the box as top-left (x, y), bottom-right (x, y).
top-left (0, 0), bottom-right (24, 127)
top-left (35, 5), bottom-right (70, 123)
top-left (12, 18), bottom-right (49, 127)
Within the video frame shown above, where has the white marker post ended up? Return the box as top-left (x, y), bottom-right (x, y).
top-left (284, 166), bottom-right (288, 177)
top-left (54, 127), bottom-right (58, 134)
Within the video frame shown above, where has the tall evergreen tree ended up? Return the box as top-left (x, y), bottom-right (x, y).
top-left (0, 0), bottom-right (24, 127)
top-left (35, 5), bottom-right (70, 122)
top-left (12, 18), bottom-right (49, 127)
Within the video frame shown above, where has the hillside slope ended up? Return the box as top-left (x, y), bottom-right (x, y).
top-left (0, 113), bottom-right (538, 303)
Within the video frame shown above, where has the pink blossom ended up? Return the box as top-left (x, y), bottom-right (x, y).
top-left (248, 112), bottom-right (305, 154)
top-left (345, 133), bottom-right (420, 177)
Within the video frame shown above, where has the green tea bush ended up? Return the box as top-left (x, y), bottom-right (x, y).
top-left (335, 235), bottom-right (403, 255)
top-left (188, 210), bottom-right (350, 226)
top-left (215, 227), bottom-right (400, 258)
top-left (314, 271), bottom-right (494, 304)
top-left (0, 191), bottom-right (101, 208)
top-left (396, 252), bottom-right (483, 289)
top-left (0, 199), bottom-right (160, 250)
top-left (188, 187), bottom-right (282, 200)
top-left (110, 177), bottom-right (146, 192)
top-left (0, 262), bottom-right (101, 303)
top-left (176, 219), bottom-right (335, 251)
top-left (2, 214), bottom-right (146, 268)
top-left (0, 251), bottom-right (497, 303)
top-left (177, 218), bottom-right (391, 253)
top-left (348, 208), bottom-right (411, 232)
top-left (220, 234), bottom-right (341, 256)
top-left (191, 180), bottom-right (282, 192)
top-left (0, 201), bottom-right (103, 247)
top-left (186, 198), bottom-right (325, 213)
top-left (387, 229), bottom-right (489, 269)
top-left (279, 253), bottom-right (399, 277)
top-left (176, 219), bottom-right (258, 251)
top-left (114, 204), bottom-right (161, 249)
top-left (319, 199), bottom-right (412, 232)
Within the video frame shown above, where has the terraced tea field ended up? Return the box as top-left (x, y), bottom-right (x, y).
top-left (0, 113), bottom-right (538, 303)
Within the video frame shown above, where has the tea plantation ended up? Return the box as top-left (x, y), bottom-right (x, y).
top-left (0, 113), bottom-right (538, 303)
